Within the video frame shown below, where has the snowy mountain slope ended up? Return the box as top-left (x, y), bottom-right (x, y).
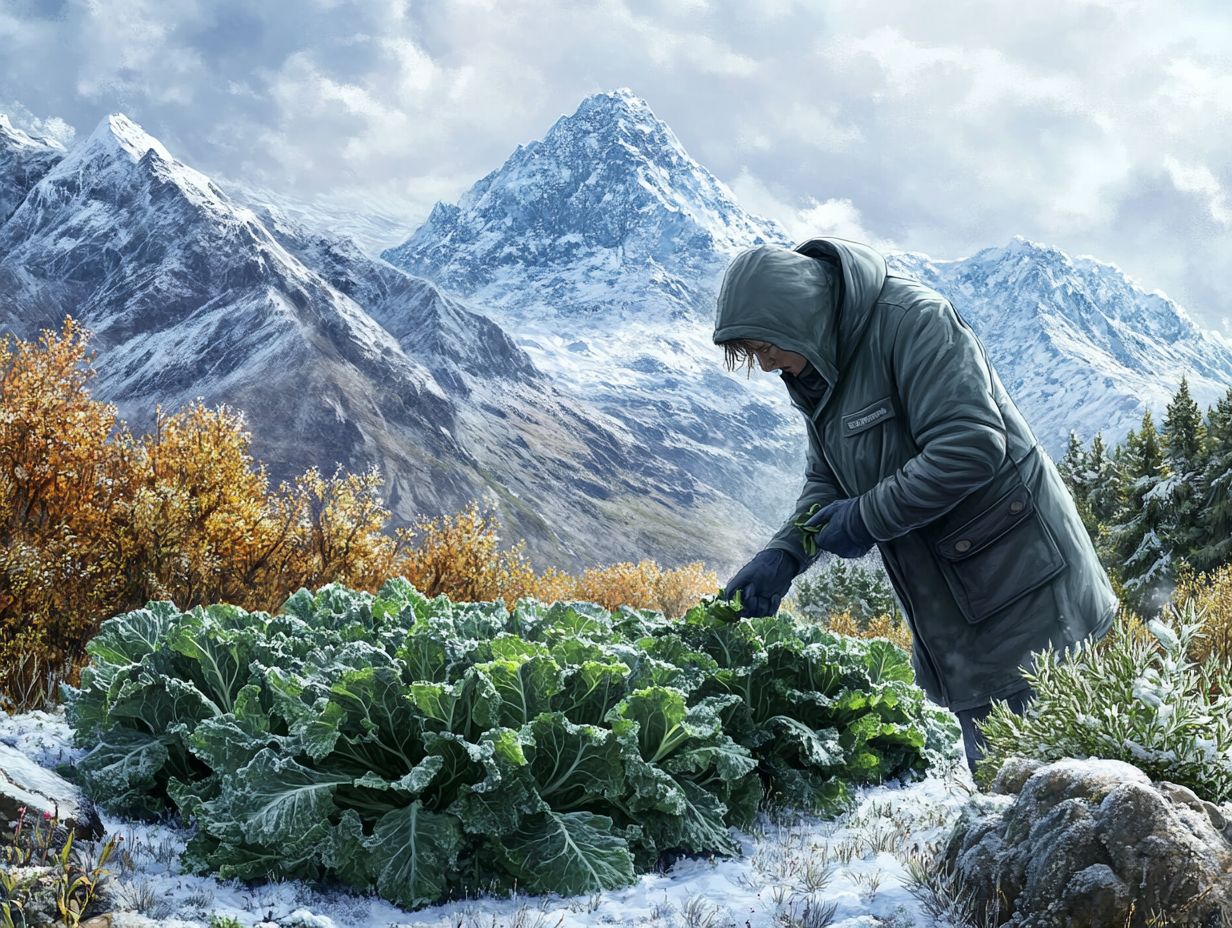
top-left (888, 238), bottom-right (1232, 454)
top-left (0, 113), bottom-right (474, 512)
top-left (382, 89), bottom-right (811, 532)
top-left (0, 111), bottom-right (756, 573)
top-left (0, 114), bottom-right (64, 225)
top-left (255, 203), bottom-right (756, 570)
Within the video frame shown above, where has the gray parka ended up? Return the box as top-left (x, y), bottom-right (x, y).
top-left (713, 237), bottom-right (1117, 712)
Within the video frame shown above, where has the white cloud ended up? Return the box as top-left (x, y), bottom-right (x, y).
top-left (1163, 156), bottom-right (1232, 227)
top-left (3, 0), bottom-right (1232, 329)
top-left (0, 100), bottom-right (74, 147)
top-left (728, 168), bottom-right (896, 252)
top-left (795, 197), bottom-right (895, 251)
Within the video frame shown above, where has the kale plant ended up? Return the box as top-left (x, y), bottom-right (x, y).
top-left (63, 580), bottom-right (958, 910)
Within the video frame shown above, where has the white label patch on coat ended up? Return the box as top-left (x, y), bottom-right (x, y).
top-left (842, 398), bottom-right (896, 436)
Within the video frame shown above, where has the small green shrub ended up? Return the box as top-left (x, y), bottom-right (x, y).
top-left (975, 600), bottom-right (1232, 800)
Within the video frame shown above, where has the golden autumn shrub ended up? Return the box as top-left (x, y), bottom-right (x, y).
top-left (1171, 562), bottom-right (1232, 666)
top-left (0, 319), bottom-right (410, 705)
top-left (822, 609), bottom-right (913, 651)
top-left (389, 506), bottom-right (715, 616)
top-left (392, 500), bottom-right (543, 603)
top-left (569, 558), bottom-right (718, 618)
top-left (111, 401), bottom-right (299, 612)
top-left (0, 318), bottom-right (139, 699)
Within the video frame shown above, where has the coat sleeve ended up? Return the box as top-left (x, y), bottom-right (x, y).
top-left (764, 426), bottom-right (842, 566)
top-left (858, 296), bottom-right (1008, 541)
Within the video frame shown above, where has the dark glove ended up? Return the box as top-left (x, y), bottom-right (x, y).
top-left (722, 548), bottom-right (801, 618)
top-left (805, 497), bottom-right (876, 559)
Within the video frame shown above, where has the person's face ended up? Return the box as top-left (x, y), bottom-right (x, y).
top-left (746, 340), bottom-right (807, 376)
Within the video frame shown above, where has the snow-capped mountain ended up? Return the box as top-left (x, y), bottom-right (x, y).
top-left (0, 114), bottom-right (64, 224)
top-left (254, 203), bottom-right (753, 568)
top-left (0, 111), bottom-right (756, 574)
top-left (888, 239), bottom-right (1232, 454)
top-left (7, 91), bottom-right (1230, 581)
top-left (383, 88), bottom-right (1232, 509)
top-left (383, 88), bottom-right (791, 320)
top-left (382, 89), bottom-right (811, 531)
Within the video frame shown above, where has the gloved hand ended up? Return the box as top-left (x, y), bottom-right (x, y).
top-left (723, 548), bottom-right (801, 618)
top-left (805, 497), bottom-right (876, 559)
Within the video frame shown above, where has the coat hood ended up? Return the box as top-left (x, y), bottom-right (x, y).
top-left (712, 237), bottom-right (888, 395)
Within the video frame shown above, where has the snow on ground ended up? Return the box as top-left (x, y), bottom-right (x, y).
top-left (0, 707), bottom-right (976, 928)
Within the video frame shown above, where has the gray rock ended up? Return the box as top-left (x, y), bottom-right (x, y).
top-left (990, 755), bottom-right (1044, 796)
top-left (1158, 780), bottom-right (1207, 813)
top-left (943, 757), bottom-right (1232, 927)
top-left (1202, 800), bottom-right (1225, 831)
top-left (0, 743), bottom-right (102, 839)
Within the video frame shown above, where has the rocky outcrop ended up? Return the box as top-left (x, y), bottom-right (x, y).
top-left (944, 756), bottom-right (1232, 928)
top-left (0, 743), bottom-right (102, 839)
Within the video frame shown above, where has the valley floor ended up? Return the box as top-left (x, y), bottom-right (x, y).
top-left (0, 708), bottom-right (975, 928)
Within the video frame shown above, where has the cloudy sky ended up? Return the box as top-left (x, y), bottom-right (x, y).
top-left (3, 0), bottom-right (1231, 331)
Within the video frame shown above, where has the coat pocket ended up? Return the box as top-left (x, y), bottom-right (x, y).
top-left (933, 482), bottom-right (1066, 624)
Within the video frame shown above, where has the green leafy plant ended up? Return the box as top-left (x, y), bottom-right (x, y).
top-left (64, 580), bottom-right (958, 910)
top-left (975, 600), bottom-right (1232, 799)
top-left (793, 503), bottom-right (829, 558)
top-left (696, 588), bottom-right (743, 623)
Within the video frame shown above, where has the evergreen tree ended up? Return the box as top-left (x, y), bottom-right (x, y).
top-left (1107, 409), bottom-right (1171, 614)
top-left (1057, 431), bottom-right (1088, 495)
top-left (1057, 430), bottom-right (1099, 542)
top-left (1096, 429), bottom-right (1135, 571)
top-left (1195, 387), bottom-right (1232, 570)
top-left (1086, 432), bottom-right (1119, 527)
top-left (1161, 377), bottom-right (1207, 568)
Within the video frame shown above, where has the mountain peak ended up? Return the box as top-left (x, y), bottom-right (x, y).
top-left (0, 111), bottom-right (67, 223)
top-left (35, 111), bottom-right (233, 219)
top-left (994, 235), bottom-right (1066, 261)
top-left (382, 90), bottom-right (788, 317)
top-left (539, 87), bottom-right (678, 164)
top-left (81, 112), bottom-right (171, 164)
top-left (573, 87), bottom-right (653, 117)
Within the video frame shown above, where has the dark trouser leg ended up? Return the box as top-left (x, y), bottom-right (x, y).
top-left (954, 686), bottom-right (1033, 776)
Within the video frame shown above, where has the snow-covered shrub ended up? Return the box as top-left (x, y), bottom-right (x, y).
top-left (975, 600), bottom-right (1232, 801)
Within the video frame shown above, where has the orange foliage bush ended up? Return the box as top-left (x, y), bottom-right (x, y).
top-left (0, 317), bottom-right (723, 709)
top-left (0, 319), bottom-right (424, 705)
top-left (392, 508), bottom-right (717, 618)
top-left (0, 318), bottom-right (136, 694)
top-left (569, 559), bottom-right (719, 618)
top-left (1171, 562), bottom-right (1232, 666)
top-left (823, 609), bottom-right (913, 651)
top-left (392, 501), bottom-right (542, 604)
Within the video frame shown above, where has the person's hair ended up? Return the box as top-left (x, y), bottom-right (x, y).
top-left (720, 340), bottom-right (759, 378)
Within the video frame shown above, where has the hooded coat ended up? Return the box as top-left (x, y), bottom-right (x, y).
top-left (713, 237), bottom-right (1118, 712)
